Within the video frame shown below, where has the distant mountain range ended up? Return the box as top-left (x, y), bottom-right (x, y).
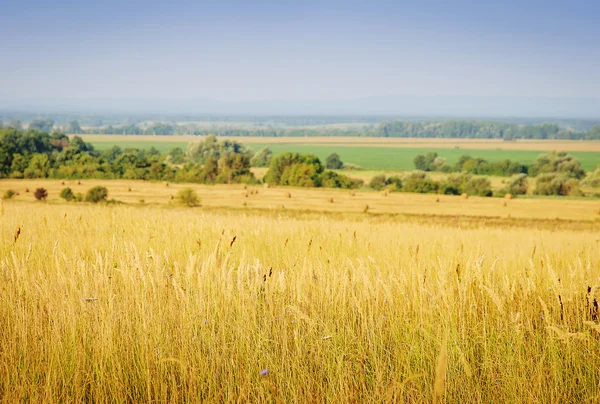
top-left (1, 95), bottom-right (599, 119)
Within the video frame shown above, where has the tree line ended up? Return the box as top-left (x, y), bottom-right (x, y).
top-left (3, 118), bottom-right (600, 139)
top-left (0, 129), bottom-right (360, 189)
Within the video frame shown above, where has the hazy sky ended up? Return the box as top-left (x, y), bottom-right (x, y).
top-left (1, 0), bottom-right (599, 102)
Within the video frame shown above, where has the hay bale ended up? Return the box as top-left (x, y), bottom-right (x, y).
top-left (461, 193), bottom-right (469, 199)
top-left (285, 192), bottom-right (291, 198)
top-left (165, 182), bottom-right (169, 187)
top-left (363, 204), bottom-right (369, 213)
top-left (243, 185), bottom-right (248, 190)
top-left (435, 197), bottom-right (440, 203)
top-left (242, 200), bottom-right (247, 206)
top-left (263, 183), bottom-right (270, 189)
top-left (350, 191), bottom-right (356, 197)
top-left (504, 193), bottom-right (513, 200)
top-left (327, 197), bottom-right (334, 203)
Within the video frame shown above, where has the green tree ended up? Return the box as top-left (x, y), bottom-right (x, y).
top-left (28, 118), bottom-right (54, 133)
top-left (325, 153), bottom-right (343, 169)
top-left (60, 187), bottom-right (76, 201)
top-left (85, 186), bottom-right (108, 203)
top-left (250, 147), bottom-right (273, 167)
top-left (65, 120), bottom-right (83, 134)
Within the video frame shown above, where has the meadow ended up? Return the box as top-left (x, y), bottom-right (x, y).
top-left (1, 191), bottom-right (600, 402)
top-left (81, 135), bottom-right (600, 171)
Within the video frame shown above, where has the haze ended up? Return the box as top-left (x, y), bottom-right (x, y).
top-left (1, 0), bottom-right (599, 117)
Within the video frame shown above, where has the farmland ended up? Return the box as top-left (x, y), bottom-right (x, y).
top-left (81, 135), bottom-right (600, 171)
top-left (1, 191), bottom-right (600, 402)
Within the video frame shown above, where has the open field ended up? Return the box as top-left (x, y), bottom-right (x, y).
top-left (78, 135), bottom-right (600, 151)
top-left (79, 135), bottom-right (600, 171)
top-left (1, 197), bottom-right (600, 402)
top-left (2, 179), bottom-right (600, 227)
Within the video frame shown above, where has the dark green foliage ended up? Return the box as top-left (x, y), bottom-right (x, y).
top-left (59, 187), bottom-right (76, 202)
top-left (264, 152), bottom-right (324, 186)
top-left (325, 153), bottom-right (343, 169)
top-left (34, 188), bottom-right (48, 201)
top-left (318, 170), bottom-right (363, 189)
top-left (85, 186), bottom-right (108, 203)
top-left (3, 189), bottom-right (15, 199)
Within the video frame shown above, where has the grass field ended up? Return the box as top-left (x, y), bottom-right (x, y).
top-left (1, 192), bottom-right (600, 402)
top-left (2, 179), bottom-right (600, 226)
top-left (81, 135), bottom-right (600, 171)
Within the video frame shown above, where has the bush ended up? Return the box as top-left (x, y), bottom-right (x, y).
top-left (534, 174), bottom-right (582, 196)
top-left (503, 173), bottom-right (529, 196)
top-left (325, 153), bottom-right (343, 170)
top-left (582, 167), bottom-right (600, 188)
top-left (369, 175), bottom-right (387, 191)
top-left (176, 188), bottom-right (200, 206)
top-left (402, 171), bottom-right (439, 194)
top-left (85, 186), bottom-right (108, 203)
top-left (250, 147), bottom-right (273, 167)
top-left (318, 170), bottom-right (363, 189)
top-left (462, 177), bottom-right (493, 197)
top-left (34, 188), bottom-right (48, 201)
top-left (59, 187), bottom-right (76, 202)
top-left (3, 189), bottom-right (15, 199)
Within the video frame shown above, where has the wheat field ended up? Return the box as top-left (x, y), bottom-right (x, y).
top-left (1, 199), bottom-right (599, 403)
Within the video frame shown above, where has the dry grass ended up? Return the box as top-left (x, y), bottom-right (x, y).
top-left (1, 179), bottom-right (600, 225)
top-left (78, 135), bottom-right (600, 152)
top-left (1, 201), bottom-right (599, 402)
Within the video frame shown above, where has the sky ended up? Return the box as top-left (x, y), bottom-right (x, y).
top-left (1, 0), bottom-right (599, 115)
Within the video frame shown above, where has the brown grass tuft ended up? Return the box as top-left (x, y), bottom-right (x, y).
top-left (13, 225), bottom-right (21, 243)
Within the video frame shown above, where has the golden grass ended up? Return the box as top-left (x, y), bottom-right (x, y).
top-left (1, 201), bottom-right (599, 402)
top-left (76, 135), bottom-right (600, 152)
top-left (2, 179), bottom-right (600, 225)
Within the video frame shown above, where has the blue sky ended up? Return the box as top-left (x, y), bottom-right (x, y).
top-left (1, 0), bottom-right (599, 106)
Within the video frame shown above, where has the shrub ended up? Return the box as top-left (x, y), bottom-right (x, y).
top-left (85, 186), bottom-right (108, 203)
top-left (3, 189), bottom-right (15, 199)
top-left (318, 170), bottom-right (362, 189)
top-left (582, 167), bottom-right (600, 188)
top-left (462, 177), bottom-right (493, 197)
top-left (325, 153), bottom-right (343, 170)
top-left (250, 147), bottom-right (273, 167)
top-left (34, 188), bottom-right (48, 201)
top-left (176, 188), bottom-right (200, 207)
top-left (503, 173), bottom-right (529, 196)
top-left (59, 187), bottom-right (76, 202)
top-left (369, 175), bottom-right (387, 191)
top-left (534, 173), bottom-right (582, 196)
top-left (402, 171), bottom-right (439, 194)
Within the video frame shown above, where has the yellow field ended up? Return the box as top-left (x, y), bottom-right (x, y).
top-left (1, 196), bottom-right (600, 402)
top-left (78, 135), bottom-right (600, 151)
top-left (2, 179), bottom-right (600, 226)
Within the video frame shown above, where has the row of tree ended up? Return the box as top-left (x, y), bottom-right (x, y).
top-left (413, 151), bottom-right (585, 178)
top-left (4, 119), bottom-right (600, 139)
top-left (0, 129), bottom-right (360, 189)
